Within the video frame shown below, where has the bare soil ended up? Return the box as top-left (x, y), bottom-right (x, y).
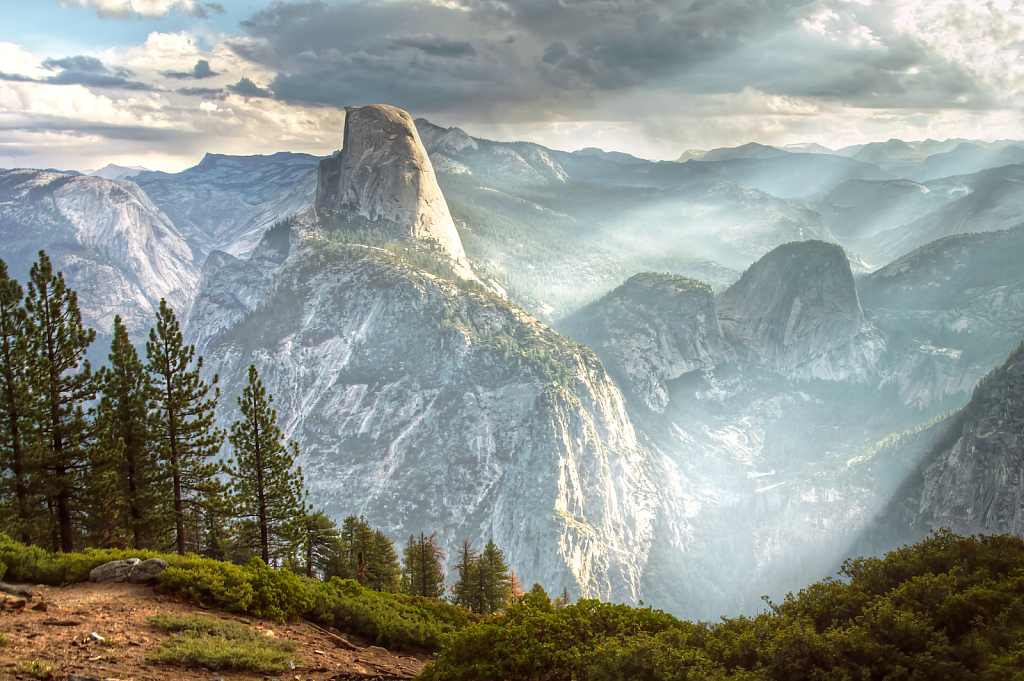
top-left (0, 581), bottom-right (430, 681)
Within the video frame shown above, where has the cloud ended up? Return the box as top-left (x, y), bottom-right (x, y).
top-left (227, 77), bottom-right (272, 98)
top-left (393, 36), bottom-right (476, 58)
top-left (162, 59), bottom-right (219, 79)
top-left (57, 0), bottom-right (212, 19)
top-left (5, 54), bottom-right (157, 91)
top-left (177, 86), bottom-right (225, 97)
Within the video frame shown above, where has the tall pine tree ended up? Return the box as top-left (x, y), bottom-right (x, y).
top-left (450, 538), bottom-right (480, 610)
top-left (24, 251), bottom-right (95, 553)
top-left (226, 364), bottom-right (307, 564)
top-left (94, 315), bottom-right (169, 549)
top-left (401, 532), bottom-right (446, 598)
top-left (0, 259), bottom-right (39, 544)
top-left (146, 299), bottom-right (224, 555)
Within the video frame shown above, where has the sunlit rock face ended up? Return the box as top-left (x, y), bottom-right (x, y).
top-left (187, 213), bottom-right (656, 603)
top-left (0, 169), bottom-right (197, 334)
top-left (916, 345), bottom-right (1024, 535)
top-left (716, 241), bottom-right (882, 381)
top-left (561, 273), bottom-right (736, 413)
top-left (316, 105), bottom-right (468, 266)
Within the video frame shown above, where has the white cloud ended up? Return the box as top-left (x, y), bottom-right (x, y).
top-left (57, 0), bottom-right (206, 20)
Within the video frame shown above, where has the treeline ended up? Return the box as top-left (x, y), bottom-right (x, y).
top-left (0, 250), bottom-right (522, 607)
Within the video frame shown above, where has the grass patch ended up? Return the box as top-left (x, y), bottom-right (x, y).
top-left (148, 614), bottom-right (301, 673)
top-left (13, 660), bottom-right (52, 678)
top-left (0, 632), bottom-right (9, 647)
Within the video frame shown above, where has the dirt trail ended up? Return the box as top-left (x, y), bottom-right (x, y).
top-left (0, 581), bottom-right (430, 680)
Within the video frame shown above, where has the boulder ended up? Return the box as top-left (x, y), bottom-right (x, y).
top-left (89, 557), bottom-right (168, 584)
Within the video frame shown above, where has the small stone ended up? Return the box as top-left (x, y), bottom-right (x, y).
top-left (3, 597), bottom-right (26, 609)
top-left (30, 601), bottom-right (47, 612)
top-left (365, 645), bottom-right (389, 656)
top-left (89, 631), bottom-right (105, 641)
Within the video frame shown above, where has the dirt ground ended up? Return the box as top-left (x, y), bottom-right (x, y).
top-left (0, 581), bottom-right (430, 680)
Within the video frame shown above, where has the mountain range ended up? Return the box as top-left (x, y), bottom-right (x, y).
top-left (1, 105), bottom-right (1022, 620)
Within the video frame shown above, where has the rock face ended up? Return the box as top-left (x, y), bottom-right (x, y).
top-left (188, 214), bottom-right (656, 602)
top-left (915, 344), bottom-right (1024, 535)
top-left (317, 105), bottom-right (468, 266)
top-left (560, 273), bottom-right (735, 412)
top-left (0, 169), bottom-right (198, 335)
top-left (135, 151), bottom-right (320, 259)
top-left (716, 241), bottom-right (882, 381)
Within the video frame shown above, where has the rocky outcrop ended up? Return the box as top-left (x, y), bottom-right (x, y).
top-left (561, 273), bottom-right (735, 412)
top-left (316, 105), bottom-right (469, 267)
top-left (0, 169), bottom-right (198, 334)
top-left (716, 241), bottom-right (883, 381)
top-left (914, 343), bottom-right (1024, 534)
top-left (190, 213), bottom-right (655, 602)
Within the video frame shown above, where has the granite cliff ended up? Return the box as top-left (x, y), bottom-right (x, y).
top-left (187, 214), bottom-right (656, 602)
top-left (716, 241), bottom-right (883, 381)
top-left (317, 105), bottom-right (470, 271)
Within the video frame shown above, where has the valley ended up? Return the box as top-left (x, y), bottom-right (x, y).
top-left (1, 106), bottom-right (1022, 622)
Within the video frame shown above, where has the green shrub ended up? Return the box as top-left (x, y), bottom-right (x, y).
top-left (243, 558), bottom-right (314, 621)
top-left (0, 534), bottom-right (62, 584)
top-left (0, 558), bottom-right (6, 581)
top-left (157, 561), bottom-right (255, 613)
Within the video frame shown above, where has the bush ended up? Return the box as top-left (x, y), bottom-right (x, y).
top-left (157, 560), bottom-right (255, 614)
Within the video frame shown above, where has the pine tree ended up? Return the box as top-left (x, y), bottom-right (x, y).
top-left (478, 539), bottom-right (512, 614)
top-left (509, 569), bottom-right (525, 602)
top-left (0, 259), bottom-right (39, 544)
top-left (370, 529), bottom-right (401, 592)
top-left (303, 510), bottom-right (345, 580)
top-left (226, 364), bottom-right (307, 564)
top-left (24, 251), bottom-right (95, 553)
top-left (146, 299), bottom-right (224, 555)
top-left (93, 315), bottom-right (169, 549)
top-left (401, 532), bottom-right (446, 598)
top-left (337, 515), bottom-right (400, 590)
top-left (450, 538), bottom-right (479, 610)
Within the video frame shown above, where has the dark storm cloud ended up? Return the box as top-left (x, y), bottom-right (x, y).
top-left (0, 115), bottom-right (192, 142)
top-left (177, 86), bottom-right (225, 98)
top-left (393, 36), bottom-right (476, 58)
top-left (0, 72), bottom-right (38, 83)
top-left (229, 0), bottom-right (1022, 120)
top-left (163, 59), bottom-right (220, 80)
top-left (227, 77), bottom-right (273, 98)
top-left (13, 55), bottom-right (155, 91)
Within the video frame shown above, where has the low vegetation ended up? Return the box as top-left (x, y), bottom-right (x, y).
top-left (422, 530), bottom-right (1024, 680)
top-left (148, 613), bottom-right (300, 674)
top-left (0, 531), bottom-right (471, 652)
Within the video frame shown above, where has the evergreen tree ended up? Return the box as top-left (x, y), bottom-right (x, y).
top-left (450, 538), bottom-right (480, 611)
top-left (226, 364), bottom-right (307, 564)
top-left (146, 299), bottom-right (224, 555)
top-left (370, 528), bottom-right (401, 592)
top-left (303, 510), bottom-right (345, 580)
top-left (338, 515), bottom-right (401, 591)
top-left (93, 315), bottom-right (169, 549)
top-left (0, 260), bottom-right (38, 544)
top-left (478, 539), bottom-right (512, 614)
top-left (401, 532), bottom-right (446, 598)
top-left (24, 251), bottom-right (95, 553)
top-left (509, 569), bottom-right (525, 601)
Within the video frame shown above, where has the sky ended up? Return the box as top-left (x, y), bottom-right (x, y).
top-left (2, 0), bottom-right (1024, 172)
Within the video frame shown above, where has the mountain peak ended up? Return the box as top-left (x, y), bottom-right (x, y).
top-left (316, 104), bottom-right (468, 264)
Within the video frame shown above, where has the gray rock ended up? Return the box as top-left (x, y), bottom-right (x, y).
top-left (127, 558), bottom-right (169, 584)
top-left (716, 240), bottom-right (882, 381)
top-left (315, 104), bottom-right (470, 269)
top-left (561, 273), bottom-right (736, 412)
top-left (89, 557), bottom-right (167, 584)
